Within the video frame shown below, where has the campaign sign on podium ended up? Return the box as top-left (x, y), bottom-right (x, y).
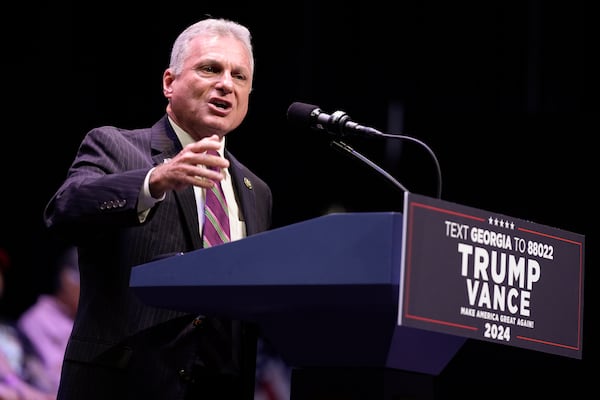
top-left (399, 192), bottom-right (585, 359)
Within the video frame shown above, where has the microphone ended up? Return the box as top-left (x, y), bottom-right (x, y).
top-left (286, 101), bottom-right (444, 198)
top-left (286, 102), bottom-right (381, 137)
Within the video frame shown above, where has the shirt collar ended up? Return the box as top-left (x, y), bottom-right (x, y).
top-left (167, 116), bottom-right (226, 157)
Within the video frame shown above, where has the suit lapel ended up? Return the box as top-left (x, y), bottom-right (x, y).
top-left (228, 153), bottom-right (258, 236)
top-left (173, 187), bottom-right (202, 249)
top-left (150, 116), bottom-right (202, 250)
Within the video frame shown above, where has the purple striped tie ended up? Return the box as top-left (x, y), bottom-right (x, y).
top-left (202, 150), bottom-right (230, 248)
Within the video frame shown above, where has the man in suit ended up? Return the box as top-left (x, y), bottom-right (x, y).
top-left (44, 17), bottom-right (272, 400)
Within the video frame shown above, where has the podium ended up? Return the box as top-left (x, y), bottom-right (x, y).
top-left (130, 212), bottom-right (464, 399)
top-left (130, 193), bottom-right (585, 399)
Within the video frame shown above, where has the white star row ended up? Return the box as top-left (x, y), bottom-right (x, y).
top-left (488, 216), bottom-right (515, 230)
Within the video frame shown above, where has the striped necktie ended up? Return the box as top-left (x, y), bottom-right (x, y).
top-left (202, 150), bottom-right (230, 247)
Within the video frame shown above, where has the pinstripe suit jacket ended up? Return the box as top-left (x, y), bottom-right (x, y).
top-left (44, 115), bottom-right (272, 400)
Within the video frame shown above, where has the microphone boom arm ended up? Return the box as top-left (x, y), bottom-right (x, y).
top-left (330, 140), bottom-right (410, 194)
top-left (287, 101), bottom-right (443, 198)
top-left (331, 127), bottom-right (443, 199)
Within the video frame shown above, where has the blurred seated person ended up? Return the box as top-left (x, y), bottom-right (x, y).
top-left (17, 246), bottom-right (79, 395)
top-left (1, 247), bottom-right (56, 400)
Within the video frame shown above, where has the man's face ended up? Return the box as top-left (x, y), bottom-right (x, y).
top-left (164, 34), bottom-right (253, 140)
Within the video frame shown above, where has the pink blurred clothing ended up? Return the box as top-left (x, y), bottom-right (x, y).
top-left (17, 295), bottom-right (74, 394)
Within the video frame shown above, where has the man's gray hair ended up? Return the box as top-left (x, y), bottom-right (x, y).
top-left (169, 18), bottom-right (254, 76)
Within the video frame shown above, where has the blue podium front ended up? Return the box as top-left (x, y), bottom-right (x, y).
top-left (130, 212), bottom-right (465, 377)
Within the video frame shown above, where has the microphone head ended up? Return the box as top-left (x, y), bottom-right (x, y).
top-left (287, 102), bottom-right (319, 129)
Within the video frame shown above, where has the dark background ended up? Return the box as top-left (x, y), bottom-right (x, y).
top-left (1, 1), bottom-right (595, 397)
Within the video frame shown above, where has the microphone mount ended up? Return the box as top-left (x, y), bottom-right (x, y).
top-left (287, 101), bottom-right (443, 198)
